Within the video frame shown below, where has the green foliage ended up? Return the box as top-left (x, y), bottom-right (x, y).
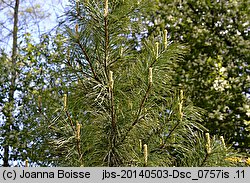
top-left (1, 0), bottom-right (248, 167)
top-left (145, 0), bottom-right (250, 151)
top-left (14, 33), bottom-right (69, 166)
top-left (0, 31), bottom-right (69, 166)
top-left (33, 0), bottom-right (246, 167)
top-left (0, 0), bottom-right (65, 166)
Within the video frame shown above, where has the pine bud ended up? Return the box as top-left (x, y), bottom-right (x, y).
top-left (143, 144), bottom-right (148, 166)
top-left (104, 0), bottom-right (108, 17)
top-left (139, 139), bottom-right (142, 151)
top-left (179, 90), bottom-right (183, 119)
top-left (76, 121), bottom-right (81, 140)
top-left (120, 47), bottom-right (123, 57)
top-left (220, 136), bottom-right (226, 148)
top-left (160, 138), bottom-right (163, 146)
top-left (180, 89), bottom-right (183, 101)
top-left (149, 67), bottom-right (152, 84)
top-left (205, 133), bottom-right (211, 154)
top-left (164, 29), bottom-right (168, 49)
top-left (25, 159), bottom-right (28, 167)
top-left (109, 71), bottom-right (113, 89)
top-left (75, 24), bottom-right (79, 33)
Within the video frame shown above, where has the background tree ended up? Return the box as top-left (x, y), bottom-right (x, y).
top-left (144, 0), bottom-right (250, 151)
top-left (0, 0), bottom-right (65, 166)
top-left (0, 0), bottom-right (20, 167)
top-left (0, 0), bottom-right (65, 49)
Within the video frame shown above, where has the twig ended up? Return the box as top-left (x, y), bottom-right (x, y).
top-left (76, 122), bottom-right (84, 166)
top-left (77, 41), bottom-right (101, 83)
top-left (65, 110), bottom-right (76, 132)
top-left (109, 71), bottom-right (116, 133)
top-left (120, 70), bottom-right (152, 143)
top-left (104, 1), bottom-right (109, 79)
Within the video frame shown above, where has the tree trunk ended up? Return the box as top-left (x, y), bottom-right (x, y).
top-left (3, 0), bottom-right (19, 167)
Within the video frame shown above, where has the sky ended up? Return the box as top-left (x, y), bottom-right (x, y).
top-left (0, 0), bottom-right (69, 51)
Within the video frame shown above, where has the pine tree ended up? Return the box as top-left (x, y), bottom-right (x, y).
top-left (39, 0), bottom-right (246, 167)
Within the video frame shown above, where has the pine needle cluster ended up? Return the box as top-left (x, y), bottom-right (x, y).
top-left (39, 0), bottom-right (245, 167)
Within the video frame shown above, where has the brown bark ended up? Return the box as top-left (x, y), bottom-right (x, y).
top-left (3, 0), bottom-right (19, 167)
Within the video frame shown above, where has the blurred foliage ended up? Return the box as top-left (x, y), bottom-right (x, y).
top-left (0, 32), bottom-right (68, 166)
top-left (143, 0), bottom-right (250, 151)
top-left (0, 0), bottom-right (65, 167)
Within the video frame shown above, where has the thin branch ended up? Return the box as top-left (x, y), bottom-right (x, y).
top-left (200, 152), bottom-right (210, 167)
top-left (149, 48), bottom-right (168, 68)
top-left (65, 110), bottom-right (76, 132)
top-left (73, 57), bottom-right (95, 79)
top-left (166, 121), bottom-right (181, 141)
top-left (77, 40), bottom-right (101, 83)
top-left (1, 0), bottom-right (14, 9)
top-left (120, 80), bottom-right (152, 144)
top-left (0, 21), bottom-right (13, 33)
top-left (109, 71), bottom-right (116, 133)
top-left (76, 122), bottom-right (84, 166)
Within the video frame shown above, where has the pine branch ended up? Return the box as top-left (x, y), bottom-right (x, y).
top-left (109, 71), bottom-right (116, 133)
top-left (76, 122), bottom-right (84, 166)
top-left (77, 40), bottom-right (101, 83)
top-left (65, 52), bottom-right (93, 81)
top-left (104, 0), bottom-right (109, 79)
top-left (166, 121), bottom-right (181, 141)
top-left (65, 110), bottom-right (76, 132)
top-left (120, 69), bottom-right (152, 144)
top-left (200, 152), bottom-right (210, 167)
